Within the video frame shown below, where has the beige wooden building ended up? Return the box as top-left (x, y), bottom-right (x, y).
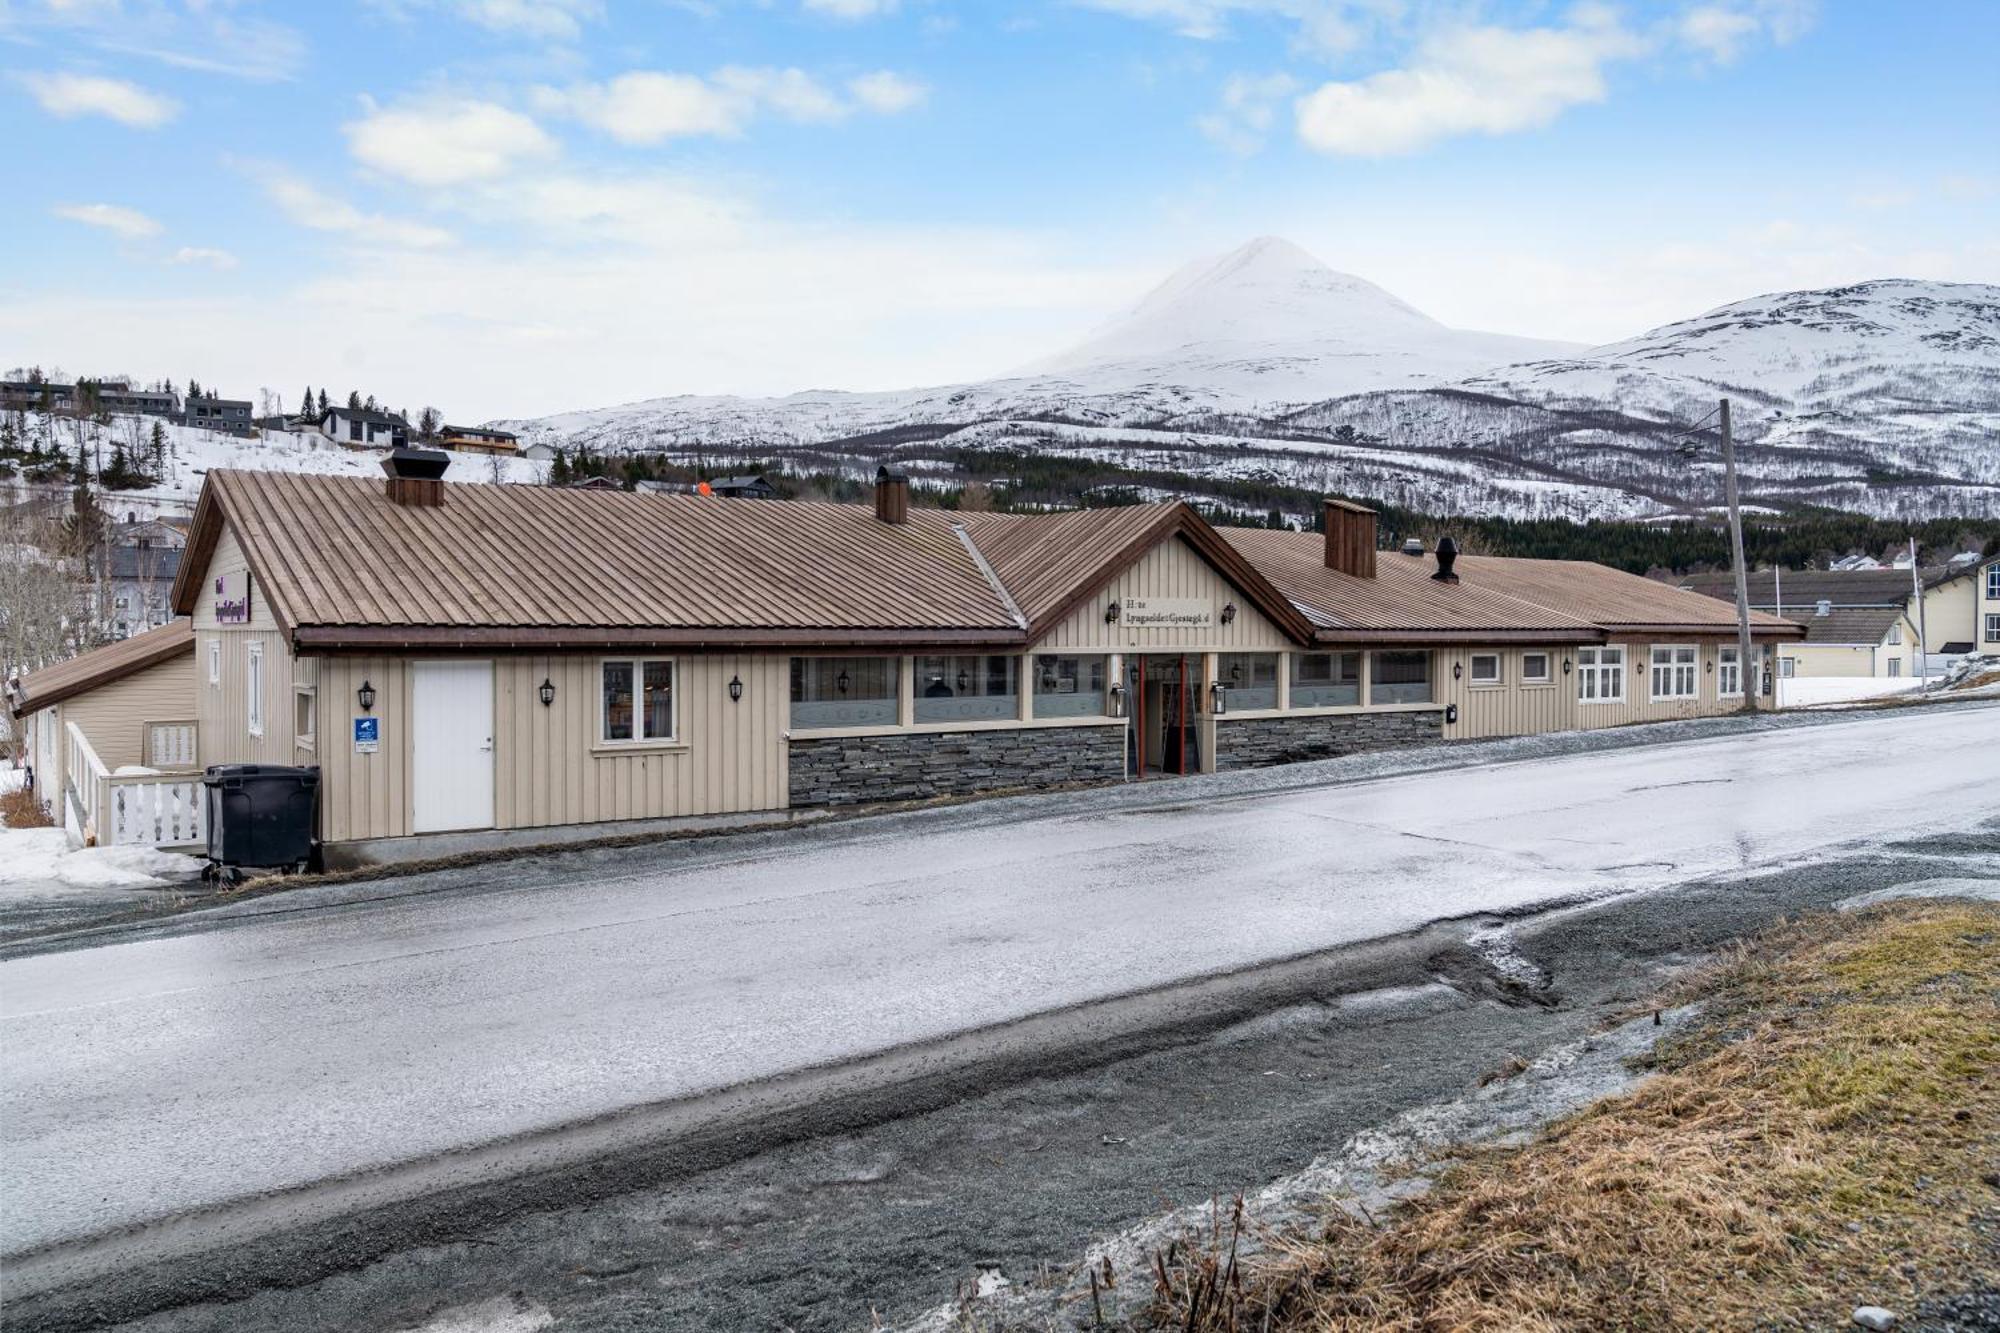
top-left (164, 457), bottom-right (1803, 865)
top-left (7, 620), bottom-right (204, 847)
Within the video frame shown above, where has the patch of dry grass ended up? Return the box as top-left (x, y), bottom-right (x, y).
top-left (1147, 901), bottom-right (2000, 1332)
top-left (0, 784), bottom-right (55, 829)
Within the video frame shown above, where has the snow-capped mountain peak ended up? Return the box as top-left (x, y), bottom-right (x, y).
top-left (1017, 235), bottom-right (1577, 398)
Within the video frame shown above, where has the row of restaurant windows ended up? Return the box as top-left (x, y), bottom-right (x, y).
top-left (786, 651), bottom-right (1434, 730)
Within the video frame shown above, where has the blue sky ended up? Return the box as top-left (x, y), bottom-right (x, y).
top-left (4, 0), bottom-right (1996, 419)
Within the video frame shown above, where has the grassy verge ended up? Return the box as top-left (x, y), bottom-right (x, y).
top-left (1, 785), bottom-right (55, 829)
top-left (1148, 900), bottom-right (2000, 1331)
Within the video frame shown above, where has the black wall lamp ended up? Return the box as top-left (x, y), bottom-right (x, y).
top-left (836, 668), bottom-right (850, 695)
top-left (1452, 661), bottom-right (1463, 680)
top-left (728, 674), bottom-right (743, 703)
top-left (1104, 600), bottom-right (1120, 624)
top-left (1220, 603), bottom-right (1237, 625)
top-left (956, 669), bottom-right (969, 692)
top-left (1562, 658), bottom-right (1572, 674)
top-left (538, 676), bottom-right (556, 707)
top-left (357, 679), bottom-right (377, 712)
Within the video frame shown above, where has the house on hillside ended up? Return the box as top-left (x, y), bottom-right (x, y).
top-left (1680, 563), bottom-right (1998, 678)
top-left (1, 380), bottom-right (76, 413)
top-left (7, 619), bottom-right (202, 848)
top-left (709, 474), bottom-right (778, 499)
top-left (163, 454), bottom-right (1802, 868)
top-left (93, 382), bottom-right (177, 417)
top-left (316, 405), bottom-right (411, 450)
top-left (438, 425), bottom-right (518, 456)
top-left (183, 393), bottom-right (255, 436)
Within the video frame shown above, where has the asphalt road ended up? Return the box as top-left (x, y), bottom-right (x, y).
top-left (4, 705), bottom-right (1999, 1325)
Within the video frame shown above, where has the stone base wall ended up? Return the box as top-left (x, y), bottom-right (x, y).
top-left (1214, 709), bottom-right (1442, 769)
top-left (789, 725), bottom-right (1126, 808)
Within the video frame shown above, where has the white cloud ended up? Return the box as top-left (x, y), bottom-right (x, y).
top-left (1295, 12), bottom-right (1649, 156)
top-left (52, 202), bottom-right (162, 239)
top-left (1677, 5), bottom-right (1762, 62)
top-left (846, 70), bottom-right (929, 114)
top-left (344, 96), bottom-right (558, 186)
top-left (255, 171), bottom-right (456, 249)
top-left (542, 66), bottom-right (924, 144)
top-left (18, 72), bottom-right (179, 128)
top-left (172, 246), bottom-right (240, 270)
top-left (17, 3), bottom-right (304, 81)
top-left (452, 0), bottom-right (602, 40)
top-left (803, 0), bottom-right (897, 17)
top-left (1196, 71), bottom-right (1298, 155)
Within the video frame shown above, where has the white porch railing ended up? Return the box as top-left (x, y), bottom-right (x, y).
top-left (104, 772), bottom-right (206, 848)
top-left (65, 719), bottom-right (206, 849)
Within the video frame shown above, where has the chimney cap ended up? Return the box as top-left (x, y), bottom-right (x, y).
top-left (1431, 535), bottom-right (1461, 584)
top-left (1324, 498), bottom-right (1376, 516)
top-left (381, 446), bottom-right (450, 481)
top-left (876, 464), bottom-right (908, 483)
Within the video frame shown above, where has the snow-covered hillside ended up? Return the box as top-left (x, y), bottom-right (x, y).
top-left (499, 242), bottom-right (2000, 523)
top-left (0, 414), bottom-right (546, 520)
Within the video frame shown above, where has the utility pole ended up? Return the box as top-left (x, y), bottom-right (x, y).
top-left (1910, 536), bottom-right (1928, 691)
top-left (1720, 397), bottom-right (1758, 711)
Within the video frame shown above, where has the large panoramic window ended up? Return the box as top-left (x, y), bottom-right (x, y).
top-left (914, 655), bottom-right (1018, 723)
top-left (1577, 645), bottom-right (1625, 703)
top-left (791, 656), bottom-right (898, 729)
top-left (601, 658), bottom-right (675, 743)
top-left (1372, 651), bottom-right (1433, 704)
top-left (1650, 645), bottom-right (1698, 701)
top-left (1032, 655), bottom-right (1107, 718)
top-left (1290, 651), bottom-right (1360, 707)
top-left (1218, 653), bottom-right (1278, 710)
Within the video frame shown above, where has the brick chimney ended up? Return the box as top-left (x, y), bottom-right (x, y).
top-left (1323, 498), bottom-right (1377, 579)
top-left (381, 446), bottom-right (450, 508)
top-left (875, 464), bottom-right (910, 524)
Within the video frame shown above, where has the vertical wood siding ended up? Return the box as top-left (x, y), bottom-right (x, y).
top-left (1037, 536), bottom-right (1292, 652)
top-left (62, 655), bottom-right (196, 770)
top-left (191, 523), bottom-right (297, 769)
top-left (1440, 641), bottom-right (1755, 740)
top-left (318, 652), bottom-right (789, 843)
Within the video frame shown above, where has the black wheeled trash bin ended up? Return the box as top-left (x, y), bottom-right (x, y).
top-left (204, 764), bottom-right (320, 879)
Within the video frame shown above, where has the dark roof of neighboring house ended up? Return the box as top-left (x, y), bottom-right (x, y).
top-left (107, 545), bottom-right (184, 581)
top-left (172, 470), bottom-right (1807, 655)
top-left (1678, 568), bottom-right (1946, 608)
top-left (1783, 606), bottom-right (1905, 646)
top-left (323, 406), bottom-right (410, 428)
top-left (7, 619), bottom-right (194, 718)
top-left (710, 475), bottom-right (774, 490)
top-left (443, 425), bottom-right (517, 440)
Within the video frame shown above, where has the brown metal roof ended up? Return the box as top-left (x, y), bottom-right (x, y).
top-left (1220, 530), bottom-right (1804, 644)
top-left (177, 471), bottom-right (1023, 645)
top-left (8, 619), bottom-right (194, 718)
top-left (170, 470), bottom-right (1806, 654)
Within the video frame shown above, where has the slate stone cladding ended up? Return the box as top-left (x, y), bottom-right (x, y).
top-left (1214, 709), bottom-right (1441, 768)
top-left (789, 725), bottom-right (1125, 806)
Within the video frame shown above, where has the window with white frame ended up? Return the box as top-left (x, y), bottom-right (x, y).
top-left (1718, 645), bottom-right (1742, 697)
top-left (1888, 659), bottom-right (1902, 677)
top-left (600, 658), bottom-right (675, 743)
top-left (1468, 652), bottom-right (1501, 686)
top-left (294, 687), bottom-right (317, 748)
top-left (1886, 622), bottom-right (1901, 645)
top-left (1576, 645), bottom-right (1625, 702)
top-left (1780, 656), bottom-right (1797, 678)
top-left (1521, 652), bottom-right (1552, 684)
top-left (1650, 645), bottom-right (1699, 701)
top-left (246, 640), bottom-right (264, 736)
top-left (1987, 563), bottom-right (2000, 600)
top-left (207, 638), bottom-right (220, 685)
top-left (1985, 612), bottom-right (2000, 642)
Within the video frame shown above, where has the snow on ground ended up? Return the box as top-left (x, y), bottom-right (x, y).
top-left (0, 824), bottom-right (202, 896)
top-left (1778, 676), bottom-right (1924, 708)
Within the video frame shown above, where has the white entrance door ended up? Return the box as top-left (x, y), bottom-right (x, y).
top-left (412, 660), bottom-right (494, 833)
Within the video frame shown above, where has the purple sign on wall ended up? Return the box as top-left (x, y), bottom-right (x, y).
top-left (215, 572), bottom-right (253, 625)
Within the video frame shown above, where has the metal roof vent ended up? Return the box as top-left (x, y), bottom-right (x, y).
top-left (1401, 537), bottom-right (1425, 556)
top-left (382, 446), bottom-right (450, 507)
top-left (1431, 535), bottom-right (1461, 584)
